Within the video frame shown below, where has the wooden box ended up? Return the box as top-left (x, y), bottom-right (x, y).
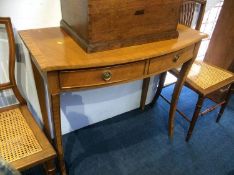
top-left (60, 0), bottom-right (182, 53)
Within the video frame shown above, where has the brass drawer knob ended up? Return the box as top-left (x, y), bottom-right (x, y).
top-left (103, 71), bottom-right (112, 81)
top-left (173, 54), bottom-right (180, 62)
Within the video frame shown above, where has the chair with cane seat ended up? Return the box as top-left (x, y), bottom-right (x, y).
top-left (150, 0), bottom-right (234, 141)
top-left (0, 17), bottom-right (56, 174)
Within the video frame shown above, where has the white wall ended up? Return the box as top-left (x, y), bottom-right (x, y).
top-left (0, 0), bottom-right (157, 136)
top-left (0, 0), bottom-right (61, 30)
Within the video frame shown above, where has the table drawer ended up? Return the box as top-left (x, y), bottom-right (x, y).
top-left (59, 61), bottom-right (146, 89)
top-left (148, 45), bottom-right (195, 75)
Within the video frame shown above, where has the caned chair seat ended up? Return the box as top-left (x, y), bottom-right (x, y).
top-left (0, 105), bottom-right (56, 171)
top-left (187, 61), bottom-right (233, 89)
top-left (171, 61), bottom-right (234, 95)
top-left (0, 108), bottom-right (42, 163)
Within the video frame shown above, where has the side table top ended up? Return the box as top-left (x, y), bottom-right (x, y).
top-left (19, 24), bottom-right (207, 72)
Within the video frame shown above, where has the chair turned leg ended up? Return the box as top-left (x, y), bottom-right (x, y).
top-left (216, 84), bottom-right (234, 123)
top-left (44, 160), bottom-right (56, 175)
top-left (186, 94), bottom-right (204, 142)
top-left (151, 72), bottom-right (167, 106)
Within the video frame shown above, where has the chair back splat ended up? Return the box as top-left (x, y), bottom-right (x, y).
top-left (179, 0), bottom-right (207, 30)
top-left (0, 17), bottom-right (26, 104)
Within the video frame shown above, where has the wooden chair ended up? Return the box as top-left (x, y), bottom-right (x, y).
top-left (151, 0), bottom-right (234, 142)
top-left (0, 17), bottom-right (56, 174)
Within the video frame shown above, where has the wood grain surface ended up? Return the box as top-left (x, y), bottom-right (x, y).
top-left (60, 0), bottom-right (182, 52)
top-left (19, 25), bottom-right (207, 72)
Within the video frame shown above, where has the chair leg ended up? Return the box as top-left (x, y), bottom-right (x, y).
top-left (44, 159), bottom-right (56, 175)
top-left (216, 84), bottom-right (234, 123)
top-left (151, 72), bottom-right (167, 106)
top-left (186, 94), bottom-right (204, 142)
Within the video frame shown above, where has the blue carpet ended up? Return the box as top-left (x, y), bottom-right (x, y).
top-left (23, 86), bottom-right (234, 175)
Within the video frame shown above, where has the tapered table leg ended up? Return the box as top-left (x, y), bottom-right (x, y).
top-left (31, 59), bottom-right (52, 140)
top-left (168, 42), bottom-right (201, 139)
top-left (47, 72), bottom-right (67, 175)
top-left (151, 72), bottom-right (167, 106)
top-left (140, 77), bottom-right (150, 110)
top-left (31, 56), bottom-right (66, 174)
top-left (51, 94), bottom-right (66, 175)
